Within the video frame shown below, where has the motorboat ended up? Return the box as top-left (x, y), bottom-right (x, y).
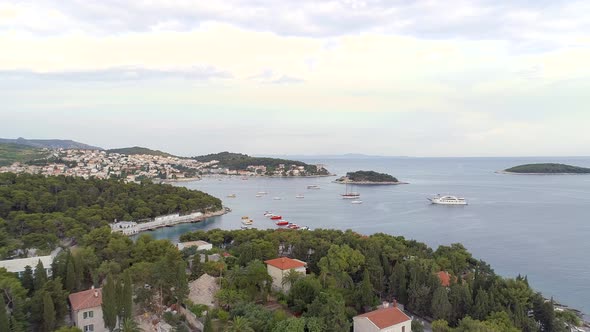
top-left (270, 215), bottom-right (282, 220)
top-left (307, 185), bottom-right (320, 189)
top-left (428, 194), bottom-right (467, 205)
top-left (275, 220), bottom-right (289, 226)
top-left (227, 194), bottom-right (236, 198)
top-left (295, 194), bottom-right (305, 199)
top-left (351, 200), bottom-right (363, 204)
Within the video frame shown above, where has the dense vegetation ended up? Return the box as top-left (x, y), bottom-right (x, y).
top-left (0, 143), bottom-right (48, 166)
top-left (337, 170), bottom-right (399, 183)
top-left (181, 228), bottom-right (576, 332)
top-left (107, 146), bottom-right (178, 158)
top-left (193, 152), bottom-right (329, 175)
top-left (0, 173), bottom-right (221, 257)
top-left (0, 138), bottom-right (101, 150)
top-left (505, 163), bottom-right (590, 174)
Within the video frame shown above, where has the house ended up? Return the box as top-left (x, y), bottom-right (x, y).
top-left (177, 240), bottom-right (213, 251)
top-left (436, 271), bottom-right (452, 287)
top-left (264, 257), bottom-right (306, 292)
top-left (353, 302), bottom-right (412, 332)
top-left (69, 287), bottom-right (108, 332)
top-left (110, 221), bottom-right (138, 235)
top-left (0, 248), bottom-right (61, 278)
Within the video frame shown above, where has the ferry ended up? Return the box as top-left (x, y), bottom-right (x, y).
top-left (275, 220), bottom-right (289, 226)
top-left (270, 215), bottom-right (282, 220)
top-left (428, 195), bottom-right (467, 205)
top-left (307, 185), bottom-right (320, 189)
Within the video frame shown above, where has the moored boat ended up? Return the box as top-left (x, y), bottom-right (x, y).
top-left (351, 200), bottom-right (363, 204)
top-left (275, 220), bottom-right (289, 226)
top-left (227, 194), bottom-right (236, 198)
top-left (295, 194), bottom-right (305, 199)
top-left (241, 219), bottom-right (254, 225)
top-left (270, 215), bottom-right (282, 220)
top-left (307, 185), bottom-right (320, 189)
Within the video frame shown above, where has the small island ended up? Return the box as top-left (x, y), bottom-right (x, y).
top-left (334, 170), bottom-right (406, 184)
top-left (503, 163), bottom-right (590, 174)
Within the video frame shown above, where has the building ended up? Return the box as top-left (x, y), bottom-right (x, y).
top-left (353, 302), bottom-right (412, 332)
top-left (177, 240), bottom-right (213, 251)
top-left (110, 221), bottom-right (138, 235)
top-left (264, 257), bottom-right (306, 292)
top-left (436, 271), bottom-right (452, 287)
top-left (0, 248), bottom-right (61, 278)
top-left (69, 287), bottom-right (108, 332)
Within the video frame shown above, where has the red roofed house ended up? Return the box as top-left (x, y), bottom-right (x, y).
top-left (69, 287), bottom-right (108, 332)
top-left (353, 302), bottom-right (412, 332)
top-left (264, 257), bottom-right (306, 292)
top-left (437, 271), bottom-right (452, 287)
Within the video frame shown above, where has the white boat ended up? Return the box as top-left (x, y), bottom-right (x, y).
top-left (257, 191), bottom-right (268, 195)
top-left (307, 185), bottom-right (320, 189)
top-left (241, 219), bottom-right (254, 225)
top-left (241, 225), bottom-right (250, 230)
top-left (351, 200), bottom-right (363, 204)
top-left (273, 197), bottom-right (282, 200)
top-left (299, 226), bottom-right (310, 230)
top-left (428, 195), bottom-right (467, 205)
top-left (255, 194), bottom-right (263, 197)
top-left (341, 184), bottom-right (360, 199)
top-left (227, 194), bottom-right (236, 198)
top-left (264, 211), bottom-right (274, 217)
top-left (295, 194), bottom-right (305, 199)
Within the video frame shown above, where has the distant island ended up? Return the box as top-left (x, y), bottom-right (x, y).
top-left (334, 170), bottom-right (405, 184)
top-left (503, 163), bottom-right (590, 174)
top-left (193, 151), bottom-right (330, 177)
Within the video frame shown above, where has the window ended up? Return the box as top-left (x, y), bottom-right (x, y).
top-left (83, 311), bottom-right (94, 319)
top-left (83, 325), bottom-right (94, 332)
top-left (401, 326), bottom-right (405, 332)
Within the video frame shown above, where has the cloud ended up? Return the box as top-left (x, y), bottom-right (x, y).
top-left (270, 75), bottom-right (305, 85)
top-left (2, 1), bottom-right (589, 51)
top-left (0, 66), bottom-right (233, 82)
top-left (247, 69), bottom-right (304, 84)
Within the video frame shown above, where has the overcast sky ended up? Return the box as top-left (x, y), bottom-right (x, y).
top-left (1, 1), bottom-right (589, 157)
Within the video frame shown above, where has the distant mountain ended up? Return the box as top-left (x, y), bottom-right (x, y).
top-left (0, 142), bottom-right (50, 166)
top-left (259, 153), bottom-right (410, 159)
top-left (107, 146), bottom-right (178, 158)
top-left (0, 137), bottom-right (102, 150)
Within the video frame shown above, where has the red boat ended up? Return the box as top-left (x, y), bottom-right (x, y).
top-left (270, 215), bottom-right (282, 220)
top-left (275, 220), bottom-right (289, 226)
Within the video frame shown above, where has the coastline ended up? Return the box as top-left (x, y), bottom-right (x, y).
top-left (126, 208), bottom-right (228, 236)
top-left (333, 180), bottom-right (409, 185)
top-left (496, 170), bottom-right (590, 175)
top-left (201, 173), bottom-right (336, 179)
top-left (159, 176), bottom-right (202, 183)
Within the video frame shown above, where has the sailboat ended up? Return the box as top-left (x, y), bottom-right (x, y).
top-left (341, 184), bottom-right (360, 199)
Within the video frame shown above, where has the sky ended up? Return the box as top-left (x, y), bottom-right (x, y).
top-left (1, 1), bottom-right (589, 157)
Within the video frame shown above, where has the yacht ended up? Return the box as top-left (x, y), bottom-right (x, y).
top-left (428, 195), bottom-right (467, 205)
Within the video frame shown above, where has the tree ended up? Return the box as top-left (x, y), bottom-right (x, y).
top-left (281, 269), bottom-right (303, 290)
top-left (34, 260), bottom-right (48, 291)
top-left (42, 292), bottom-right (55, 332)
top-left (306, 292), bottom-right (350, 332)
top-left (411, 319), bottom-right (425, 332)
top-left (356, 269), bottom-right (376, 311)
top-left (118, 271), bottom-right (133, 321)
top-left (389, 262), bottom-right (408, 304)
top-left (21, 265), bottom-right (34, 294)
top-left (102, 274), bottom-right (118, 331)
top-left (0, 295), bottom-right (9, 332)
top-left (287, 276), bottom-right (321, 313)
top-left (119, 318), bottom-right (142, 332)
top-left (432, 319), bottom-right (451, 332)
top-left (228, 316), bottom-right (254, 332)
top-left (54, 328), bottom-right (83, 332)
top-left (431, 286), bottom-right (452, 321)
top-left (65, 259), bottom-right (78, 292)
top-left (202, 312), bottom-right (213, 332)
top-left (473, 289), bottom-right (490, 320)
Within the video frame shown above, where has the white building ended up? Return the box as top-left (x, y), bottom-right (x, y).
top-left (264, 257), bottom-right (306, 292)
top-left (0, 248), bottom-right (61, 278)
top-left (353, 302), bottom-right (412, 332)
top-left (110, 221), bottom-right (138, 235)
top-left (69, 287), bottom-right (109, 332)
top-left (177, 240), bottom-right (213, 251)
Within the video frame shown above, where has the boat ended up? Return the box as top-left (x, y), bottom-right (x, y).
top-left (295, 194), bottom-right (305, 199)
top-left (428, 194), bottom-right (467, 205)
top-left (275, 220), bottom-right (289, 226)
top-left (241, 219), bottom-right (254, 225)
top-left (227, 194), bottom-right (236, 198)
top-left (264, 212), bottom-right (274, 217)
top-left (241, 225), bottom-right (250, 230)
top-left (273, 197), bottom-right (282, 200)
top-left (307, 185), bottom-right (320, 189)
top-left (299, 226), bottom-right (310, 230)
top-left (351, 200), bottom-right (363, 204)
top-left (270, 215), bottom-right (282, 220)
top-left (341, 184), bottom-right (360, 199)
top-left (241, 177), bottom-right (248, 180)
top-left (255, 194), bottom-right (263, 197)
top-left (287, 223), bottom-right (300, 230)
top-left (257, 191), bottom-right (268, 195)
top-left (241, 216), bottom-right (250, 220)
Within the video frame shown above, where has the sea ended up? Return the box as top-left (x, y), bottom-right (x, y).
top-left (145, 157), bottom-right (590, 315)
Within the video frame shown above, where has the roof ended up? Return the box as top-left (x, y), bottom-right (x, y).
top-left (0, 248), bottom-right (61, 273)
top-left (264, 257), bottom-right (306, 270)
top-left (437, 271), bottom-right (452, 287)
top-left (354, 306), bottom-right (411, 329)
top-left (180, 240), bottom-right (211, 247)
top-left (69, 288), bottom-right (103, 311)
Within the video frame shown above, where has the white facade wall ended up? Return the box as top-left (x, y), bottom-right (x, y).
top-left (0, 248), bottom-right (61, 277)
top-left (267, 266), bottom-right (306, 292)
top-left (73, 306), bottom-right (108, 332)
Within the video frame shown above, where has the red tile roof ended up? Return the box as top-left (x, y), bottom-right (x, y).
top-left (355, 306), bottom-right (411, 329)
top-left (69, 288), bottom-right (103, 311)
top-left (264, 257), bottom-right (306, 270)
top-left (437, 271), bottom-right (451, 287)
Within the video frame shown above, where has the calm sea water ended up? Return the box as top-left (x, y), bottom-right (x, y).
top-left (147, 157), bottom-right (590, 315)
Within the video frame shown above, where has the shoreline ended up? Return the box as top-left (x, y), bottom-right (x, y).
top-left (201, 173), bottom-right (336, 179)
top-left (333, 180), bottom-right (409, 185)
top-left (127, 208), bottom-right (228, 236)
top-left (496, 170), bottom-right (590, 175)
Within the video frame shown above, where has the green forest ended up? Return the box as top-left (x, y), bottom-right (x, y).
top-left (179, 228), bottom-right (577, 332)
top-left (0, 173), bottom-right (222, 257)
top-left (0, 143), bottom-right (49, 166)
top-left (193, 152), bottom-right (329, 175)
top-left (339, 170), bottom-right (399, 183)
top-left (505, 163), bottom-right (590, 174)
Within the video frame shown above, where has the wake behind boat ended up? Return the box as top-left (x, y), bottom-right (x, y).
top-left (428, 194), bottom-right (467, 205)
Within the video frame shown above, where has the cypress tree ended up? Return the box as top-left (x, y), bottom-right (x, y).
top-left (34, 260), bottom-right (48, 292)
top-left (0, 296), bottom-right (9, 332)
top-left (431, 286), bottom-right (452, 321)
top-left (356, 269), bottom-right (376, 311)
top-left (119, 271), bottom-right (133, 321)
top-left (42, 292), bottom-right (55, 332)
top-left (389, 262), bottom-right (408, 304)
top-left (65, 259), bottom-right (77, 292)
top-left (102, 275), bottom-right (118, 331)
top-left (473, 289), bottom-right (490, 320)
top-left (22, 265), bottom-right (34, 294)
top-left (203, 312), bottom-right (213, 332)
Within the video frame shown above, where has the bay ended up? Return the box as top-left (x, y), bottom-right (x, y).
top-left (145, 157), bottom-right (590, 315)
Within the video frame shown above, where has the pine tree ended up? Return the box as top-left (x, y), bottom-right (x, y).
top-left (65, 259), bottom-right (77, 292)
top-left (42, 292), bottom-right (55, 332)
top-left (431, 286), bottom-right (452, 321)
top-left (0, 296), bottom-right (9, 332)
top-left (22, 265), bottom-right (34, 294)
top-left (34, 260), bottom-right (48, 292)
top-left (102, 275), bottom-right (118, 331)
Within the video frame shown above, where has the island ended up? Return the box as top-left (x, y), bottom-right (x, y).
top-left (193, 151), bottom-right (331, 177)
top-left (503, 163), bottom-right (590, 174)
top-left (334, 170), bottom-right (406, 184)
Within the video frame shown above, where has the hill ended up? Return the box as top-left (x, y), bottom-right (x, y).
top-left (335, 170), bottom-right (402, 184)
top-left (504, 163), bottom-right (590, 174)
top-left (0, 137), bottom-right (102, 150)
top-left (107, 146), bottom-right (178, 158)
top-left (193, 151), bottom-right (330, 176)
top-left (0, 142), bottom-right (50, 166)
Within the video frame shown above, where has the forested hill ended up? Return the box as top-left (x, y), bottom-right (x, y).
top-left (107, 146), bottom-right (178, 157)
top-left (0, 173), bottom-right (222, 257)
top-left (0, 137), bottom-right (102, 150)
top-left (193, 151), bottom-right (330, 175)
top-left (337, 170), bottom-right (399, 183)
top-left (0, 142), bottom-right (49, 166)
top-left (504, 163), bottom-right (590, 174)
